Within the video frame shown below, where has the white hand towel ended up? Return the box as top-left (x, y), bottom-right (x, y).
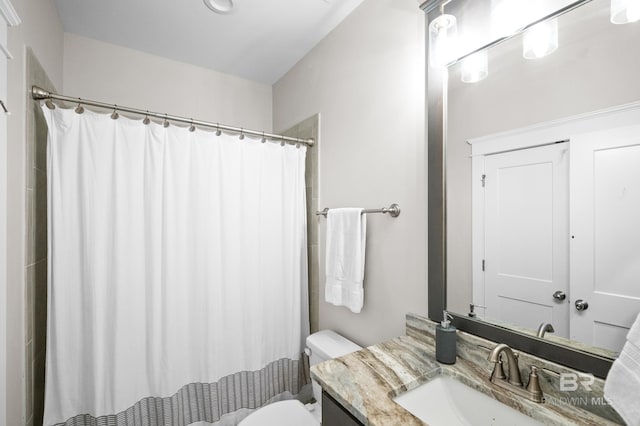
top-left (324, 208), bottom-right (366, 313)
top-left (627, 310), bottom-right (640, 345)
top-left (604, 312), bottom-right (640, 426)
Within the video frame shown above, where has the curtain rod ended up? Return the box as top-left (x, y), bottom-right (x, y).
top-left (31, 86), bottom-right (315, 147)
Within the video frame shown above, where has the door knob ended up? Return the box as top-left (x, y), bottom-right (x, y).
top-left (553, 291), bottom-right (566, 301)
top-left (575, 300), bottom-right (589, 311)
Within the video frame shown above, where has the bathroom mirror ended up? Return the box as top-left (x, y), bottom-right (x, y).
top-left (426, 0), bottom-right (640, 378)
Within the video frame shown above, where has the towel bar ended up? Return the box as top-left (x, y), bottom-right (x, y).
top-left (315, 203), bottom-right (400, 218)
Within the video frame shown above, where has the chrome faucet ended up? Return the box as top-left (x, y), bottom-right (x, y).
top-left (536, 322), bottom-right (555, 338)
top-left (487, 344), bottom-right (544, 403)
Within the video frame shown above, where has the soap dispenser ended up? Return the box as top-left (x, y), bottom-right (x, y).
top-left (436, 311), bottom-right (456, 364)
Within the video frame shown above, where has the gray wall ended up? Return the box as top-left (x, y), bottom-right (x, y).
top-left (6, 0), bottom-right (64, 424)
top-left (282, 115), bottom-right (320, 333)
top-left (273, 0), bottom-right (427, 347)
top-left (63, 33), bottom-right (273, 132)
top-left (25, 48), bottom-right (53, 426)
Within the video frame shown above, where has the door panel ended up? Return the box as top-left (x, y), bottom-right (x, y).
top-left (570, 125), bottom-right (640, 353)
top-left (484, 143), bottom-right (570, 337)
top-left (498, 297), bottom-right (555, 332)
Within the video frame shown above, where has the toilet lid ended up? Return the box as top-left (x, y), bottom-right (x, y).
top-left (239, 400), bottom-right (320, 426)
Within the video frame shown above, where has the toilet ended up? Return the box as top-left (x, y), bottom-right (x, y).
top-left (239, 330), bottom-right (362, 426)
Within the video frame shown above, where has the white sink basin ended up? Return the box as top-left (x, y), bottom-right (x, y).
top-left (393, 374), bottom-right (542, 425)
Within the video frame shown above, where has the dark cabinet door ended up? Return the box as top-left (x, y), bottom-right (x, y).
top-left (322, 391), bottom-right (364, 426)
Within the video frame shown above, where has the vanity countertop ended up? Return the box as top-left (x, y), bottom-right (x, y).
top-left (311, 321), bottom-right (621, 425)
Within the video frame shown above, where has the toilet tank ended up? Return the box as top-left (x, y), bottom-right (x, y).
top-left (306, 330), bottom-right (361, 366)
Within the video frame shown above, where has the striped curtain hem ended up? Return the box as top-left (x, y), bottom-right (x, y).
top-left (54, 356), bottom-right (311, 426)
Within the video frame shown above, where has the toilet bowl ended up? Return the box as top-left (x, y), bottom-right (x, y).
top-left (239, 330), bottom-right (361, 425)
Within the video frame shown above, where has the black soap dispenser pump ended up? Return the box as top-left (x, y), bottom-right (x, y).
top-left (436, 311), bottom-right (457, 364)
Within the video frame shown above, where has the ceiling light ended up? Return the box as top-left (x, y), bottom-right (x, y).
top-left (522, 19), bottom-right (558, 59)
top-left (611, 0), bottom-right (640, 24)
top-left (203, 0), bottom-right (235, 14)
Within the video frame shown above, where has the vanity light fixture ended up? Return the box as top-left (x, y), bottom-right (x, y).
top-left (461, 50), bottom-right (488, 83)
top-left (429, 1), bottom-right (458, 68)
top-left (203, 0), bottom-right (235, 14)
top-left (611, 0), bottom-right (640, 23)
top-left (522, 18), bottom-right (559, 59)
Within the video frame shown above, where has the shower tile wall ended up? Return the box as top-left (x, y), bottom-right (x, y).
top-left (25, 48), bottom-right (53, 426)
top-left (282, 115), bottom-right (319, 332)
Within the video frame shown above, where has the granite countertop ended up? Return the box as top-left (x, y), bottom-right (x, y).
top-left (311, 332), bottom-right (620, 425)
top-left (311, 335), bottom-right (436, 425)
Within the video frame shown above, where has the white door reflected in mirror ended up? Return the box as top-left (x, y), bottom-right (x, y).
top-left (570, 125), bottom-right (640, 351)
top-left (469, 115), bottom-right (640, 355)
top-left (479, 143), bottom-right (569, 338)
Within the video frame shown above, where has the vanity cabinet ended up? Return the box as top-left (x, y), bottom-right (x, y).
top-left (322, 391), bottom-right (364, 426)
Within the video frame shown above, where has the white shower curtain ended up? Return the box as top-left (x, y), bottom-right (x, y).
top-left (42, 107), bottom-right (310, 426)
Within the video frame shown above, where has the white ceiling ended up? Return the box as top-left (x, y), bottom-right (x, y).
top-left (53, 0), bottom-right (367, 84)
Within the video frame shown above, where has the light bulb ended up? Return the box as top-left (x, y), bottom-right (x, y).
top-left (523, 19), bottom-right (558, 59)
top-left (429, 14), bottom-right (458, 68)
top-left (461, 50), bottom-right (489, 83)
top-left (611, 0), bottom-right (640, 24)
top-left (629, 2), bottom-right (640, 21)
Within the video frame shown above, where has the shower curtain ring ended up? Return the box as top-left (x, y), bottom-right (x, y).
top-left (163, 114), bottom-right (170, 128)
top-left (189, 119), bottom-right (196, 132)
top-left (239, 128), bottom-right (245, 140)
top-left (216, 123), bottom-right (222, 136)
top-left (45, 99), bottom-right (56, 110)
top-left (143, 111), bottom-right (151, 125)
top-left (111, 106), bottom-right (119, 120)
top-left (261, 132), bottom-right (267, 143)
top-left (75, 100), bottom-right (84, 114)
top-left (280, 138), bottom-right (286, 147)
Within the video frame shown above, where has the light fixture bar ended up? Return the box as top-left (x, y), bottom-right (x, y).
top-left (443, 0), bottom-right (593, 67)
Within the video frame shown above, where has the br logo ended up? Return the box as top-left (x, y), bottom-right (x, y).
top-left (559, 373), bottom-right (595, 392)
